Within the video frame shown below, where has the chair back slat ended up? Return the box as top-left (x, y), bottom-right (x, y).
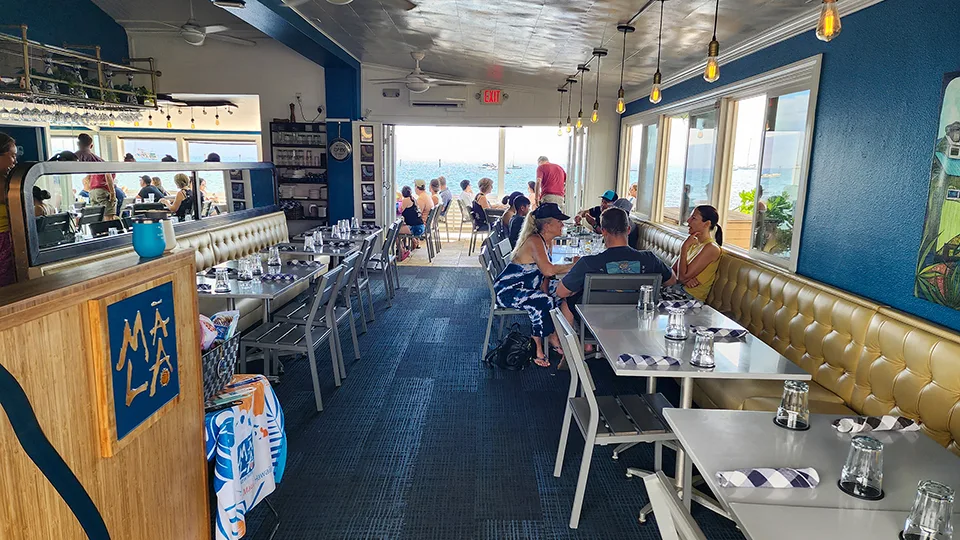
top-left (337, 252), bottom-right (361, 293)
top-left (307, 265), bottom-right (344, 326)
top-left (495, 238), bottom-right (513, 265)
top-left (582, 273), bottom-right (663, 306)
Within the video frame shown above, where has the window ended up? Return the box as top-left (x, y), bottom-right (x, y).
top-left (620, 123), bottom-right (659, 219)
top-left (119, 138), bottom-right (181, 203)
top-left (661, 116), bottom-right (689, 225)
top-left (503, 126), bottom-right (571, 199)
top-left (725, 95), bottom-right (767, 249)
top-left (187, 140), bottom-right (259, 163)
top-left (682, 109), bottom-right (719, 224)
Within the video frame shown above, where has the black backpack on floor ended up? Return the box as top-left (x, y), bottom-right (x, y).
top-left (484, 324), bottom-right (533, 371)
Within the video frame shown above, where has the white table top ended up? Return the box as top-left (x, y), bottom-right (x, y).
top-left (196, 260), bottom-right (324, 300)
top-left (663, 409), bottom-right (960, 538)
top-left (577, 305), bottom-right (810, 381)
top-left (728, 504), bottom-right (936, 540)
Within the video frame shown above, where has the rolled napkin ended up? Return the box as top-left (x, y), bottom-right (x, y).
top-left (690, 326), bottom-right (748, 341)
top-left (716, 467), bottom-right (820, 489)
top-left (196, 283), bottom-right (213, 292)
top-left (286, 259), bottom-right (323, 267)
top-left (203, 267), bottom-right (237, 277)
top-left (617, 353), bottom-right (681, 367)
top-left (832, 415), bottom-right (920, 434)
top-left (329, 241), bottom-right (355, 247)
top-left (659, 298), bottom-right (704, 311)
top-left (277, 245), bottom-right (297, 252)
top-left (260, 273), bottom-right (297, 282)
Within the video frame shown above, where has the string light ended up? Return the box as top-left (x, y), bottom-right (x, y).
top-left (616, 24), bottom-right (634, 115)
top-left (166, 108), bottom-right (172, 128)
top-left (816, 0), bottom-right (841, 42)
top-left (703, 0), bottom-right (721, 83)
top-left (576, 64), bottom-right (588, 131)
top-left (215, 108), bottom-right (220, 126)
top-left (557, 88), bottom-right (567, 136)
top-left (650, 1), bottom-right (665, 104)
top-left (591, 48), bottom-right (606, 123)
top-left (565, 77), bottom-right (576, 133)
top-left (148, 113), bottom-right (153, 126)
top-left (190, 108), bottom-right (196, 129)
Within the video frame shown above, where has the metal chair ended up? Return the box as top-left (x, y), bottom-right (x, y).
top-left (329, 252), bottom-right (362, 380)
top-left (368, 220), bottom-right (401, 305)
top-left (78, 205), bottom-right (105, 227)
top-left (347, 240), bottom-right (374, 334)
top-left (354, 236), bottom-right (378, 324)
top-left (433, 200), bottom-right (447, 251)
top-left (549, 308), bottom-right (676, 529)
top-left (438, 199), bottom-right (452, 241)
top-left (399, 205), bottom-right (437, 263)
top-left (240, 266), bottom-right (343, 411)
top-left (495, 238), bottom-right (513, 268)
top-left (456, 198), bottom-right (473, 241)
top-left (465, 200), bottom-right (491, 256)
top-left (579, 273), bottom-right (663, 357)
top-left (643, 471), bottom-right (707, 540)
top-left (479, 245), bottom-right (525, 362)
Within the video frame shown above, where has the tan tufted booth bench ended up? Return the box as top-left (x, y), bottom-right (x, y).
top-left (633, 219), bottom-right (960, 455)
top-left (38, 212), bottom-right (310, 332)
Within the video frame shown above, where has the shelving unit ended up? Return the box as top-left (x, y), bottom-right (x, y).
top-left (271, 121), bottom-right (328, 225)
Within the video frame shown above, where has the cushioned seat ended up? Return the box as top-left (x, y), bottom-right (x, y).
top-left (741, 396), bottom-right (855, 415)
top-left (694, 378), bottom-right (847, 412)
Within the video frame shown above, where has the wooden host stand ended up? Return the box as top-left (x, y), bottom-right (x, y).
top-left (0, 250), bottom-right (208, 539)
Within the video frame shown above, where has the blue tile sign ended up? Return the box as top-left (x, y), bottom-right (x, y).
top-left (107, 282), bottom-right (179, 440)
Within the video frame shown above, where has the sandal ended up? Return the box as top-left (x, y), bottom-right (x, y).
top-left (533, 356), bottom-right (551, 368)
top-left (551, 346), bottom-right (568, 371)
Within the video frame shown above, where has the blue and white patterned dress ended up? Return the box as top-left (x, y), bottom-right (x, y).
top-left (494, 254), bottom-right (558, 339)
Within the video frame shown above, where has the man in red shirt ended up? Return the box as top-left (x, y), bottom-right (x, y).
top-left (75, 133), bottom-right (117, 220)
top-left (535, 156), bottom-right (566, 210)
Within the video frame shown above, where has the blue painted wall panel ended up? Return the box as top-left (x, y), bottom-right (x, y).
top-left (624, 0), bottom-right (960, 331)
top-left (325, 66), bottom-right (361, 221)
top-left (2, 0), bottom-right (128, 62)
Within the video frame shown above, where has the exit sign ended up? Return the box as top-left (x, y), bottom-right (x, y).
top-left (481, 89), bottom-right (502, 105)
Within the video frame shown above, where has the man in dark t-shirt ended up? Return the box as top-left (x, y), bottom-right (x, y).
top-left (136, 175), bottom-right (166, 202)
top-left (556, 207), bottom-right (676, 316)
top-left (575, 190), bottom-right (618, 232)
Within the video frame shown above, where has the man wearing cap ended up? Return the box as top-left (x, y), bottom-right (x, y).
top-left (556, 207), bottom-right (676, 322)
top-left (414, 179), bottom-right (435, 223)
top-left (508, 195), bottom-right (531, 247)
top-left (535, 156), bottom-right (566, 209)
top-left (574, 190), bottom-right (618, 231)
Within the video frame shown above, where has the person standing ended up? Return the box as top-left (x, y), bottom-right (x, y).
top-left (75, 133), bottom-right (117, 220)
top-left (0, 133), bottom-right (18, 287)
top-left (535, 156), bottom-right (567, 209)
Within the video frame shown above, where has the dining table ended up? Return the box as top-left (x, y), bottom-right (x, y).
top-left (663, 409), bottom-right (960, 540)
top-left (293, 226), bottom-right (382, 244)
top-left (266, 241), bottom-right (362, 267)
top-left (575, 303), bottom-right (811, 512)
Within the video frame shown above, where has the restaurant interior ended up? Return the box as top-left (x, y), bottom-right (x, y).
top-left (1, 0), bottom-right (960, 539)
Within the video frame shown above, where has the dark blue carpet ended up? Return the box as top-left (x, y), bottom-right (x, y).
top-left (246, 266), bottom-right (745, 539)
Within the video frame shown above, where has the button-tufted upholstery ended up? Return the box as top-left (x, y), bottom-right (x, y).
top-left (40, 212), bottom-right (306, 332)
top-left (634, 220), bottom-right (960, 455)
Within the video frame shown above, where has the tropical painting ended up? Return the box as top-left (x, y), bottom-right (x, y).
top-left (916, 71), bottom-right (960, 308)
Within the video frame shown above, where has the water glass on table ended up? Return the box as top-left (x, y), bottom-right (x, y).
top-left (665, 306), bottom-right (688, 340)
top-left (268, 246), bottom-right (282, 267)
top-left (774, 380), bottom-right (810, 430)
top-left (903, 480), bottom-right (954, 540)
top-left (839, 435), bottom-right (884, 500)
top-left (251, 254), bottom-right (264, 276)
top-left (214, 268), bottom-right (231, 293)
top-left (690, 329), bottom-right (715, 368)
top-left (237, 258), bottom-right (254, 281)
top-left (637, 285), bottom-right (656, 318)
top-left (304, 233), bottom-right (316, 252)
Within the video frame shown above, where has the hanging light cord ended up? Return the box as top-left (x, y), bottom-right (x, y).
top-left (657, 1), bottom-right (663, 71)
top-left (712, 0), bottom-right (719, 40)
top-left (567, 84), bottom-right (573, 115)
top-left (619, 30), bottom-right (627, 88)
top-left (579, 70), bottom-right (584, 113)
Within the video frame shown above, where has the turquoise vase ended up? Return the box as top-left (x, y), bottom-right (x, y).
top-left (132, 220), bottom-right (166, 258)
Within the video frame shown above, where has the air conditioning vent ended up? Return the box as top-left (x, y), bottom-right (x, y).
top-left (409, 86), bottom-right (468, 108)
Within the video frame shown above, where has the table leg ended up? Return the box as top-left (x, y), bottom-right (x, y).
top-left (263, 299), bottom-right (280, 384)
top-left (675, 378), bottom-right (694, 507)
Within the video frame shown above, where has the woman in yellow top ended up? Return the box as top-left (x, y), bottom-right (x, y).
top-left (673, 205), bottom-right (722, 301)
top-left (0, 132), bottom-right (18, 287)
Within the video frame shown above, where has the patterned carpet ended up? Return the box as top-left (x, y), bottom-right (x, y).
top-left (245, 266), bottom-right (745, 539)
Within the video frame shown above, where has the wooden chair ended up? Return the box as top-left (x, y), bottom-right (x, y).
top-left (549, 308), bottom-right (676, 529)
top-left (479, 246), bottom-right (525, 362)
top-left (643, 471), bottom-right (707, 540)
top-left (240, 265), bottom-right (343, 411)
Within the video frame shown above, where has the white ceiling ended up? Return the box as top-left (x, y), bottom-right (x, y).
top-left (94, 0), bottom-right (823, 95)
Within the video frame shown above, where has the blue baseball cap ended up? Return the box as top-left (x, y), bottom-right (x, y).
top-left (600, 190), bottom-right (618, 202)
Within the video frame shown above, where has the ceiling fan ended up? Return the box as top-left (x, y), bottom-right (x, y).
top-left (369, 52), bottom-right (472, 94)
top-left (120, 0), bottom-right (255, 47)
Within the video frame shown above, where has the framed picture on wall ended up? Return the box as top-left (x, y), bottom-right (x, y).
top-left (361, 164), bottom-right (375, 182)
top-left (361, 203), bottom-right (376, 219)
top-left (359, 125), bottom-right (374, 143)
top-left (233, 201), bottom-right (246, 211)
top-left (229, 169), bottom-right (243, 181)
top-left (359, 144), bottom-right (375, 162)
top-left (231, 182), bottom-right (245, 199)
top-left (361, 184), bottom-right (375, 201)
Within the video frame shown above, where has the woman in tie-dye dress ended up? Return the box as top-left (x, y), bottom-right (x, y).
top-left (493, 203), bottom-right (577, 367)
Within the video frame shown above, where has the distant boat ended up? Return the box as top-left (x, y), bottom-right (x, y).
top-left (509, 164), bottom-right (522, 169)
top-left (481, 162), bottom-right (497, 170)
top-left (733, 164), bottom-right (756, 171)
top-left (760, 172), bottom-right (781, 179)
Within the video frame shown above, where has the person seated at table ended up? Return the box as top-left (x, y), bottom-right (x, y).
top-left (152, 176), bottom-right (169, 197)
top-left (556, 207), bottom-right (676, 324)
top-left (33, 186), bottom-right (54, 217)
top-left (137, 175), bottom-right (165, 202)
top-left (574, 190), bottom-right (618, 232)
top-left (474, 177), bottom-right (506, 211)
top-left (494, 203), bottom-right (577, 368)
top-left (414, 179), bottom-right (434, 223)
top-left (673, 204), bottom-right (723, 302)
top-left (398, 185), bottom-right (424, 249)
top-left (458, 179), bottom-right (474, 209)
top-left (527, 181), bottom-right (538, 210)
top-left (500, 191), bottom-right (524, 228)
top-left (429, 178), bottom-right (441, 207)
top-left (164, 173), bottom-right (202, 220)
top-left (611, 197), bottom-right (640, 247)
top-left (508, 195), bottom-right (531, 247)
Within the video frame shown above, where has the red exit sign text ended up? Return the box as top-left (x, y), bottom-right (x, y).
top-left (481, 89), bottom-right (502, 105)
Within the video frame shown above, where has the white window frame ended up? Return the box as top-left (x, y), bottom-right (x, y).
top-left (617, 54), bottom-right (822, 272)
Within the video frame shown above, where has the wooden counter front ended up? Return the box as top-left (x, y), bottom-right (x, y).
top-left (0, 250), bottom-right (208, 539)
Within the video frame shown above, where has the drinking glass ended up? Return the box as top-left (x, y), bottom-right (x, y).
top-left (238, 258), bottom-right (254, 281)
top-left (214, 268), bottom-right (231, 293)
top-left (775, 380), bottom-right (810, 430)
top-left (690, 330), bottom-right (715, 368)
top-left (839, 435), bottom-right (884, 500)
top-left (268, 246), bottom-right (282, 267)
top-left (637, 285), bottom-right (656, 316)
top-left (314, 230), bottom-right (324, 247)
top-left (352, 216), bottom-right (359, 229)
top-left (903, 480), bottom-right (955, 540)
top-left (664, 338), bottom-right (684, 359)
top-left (304, 233), bottom-right (316, 252)
top-left (251, 253), bottom-right (264, 276)
top-left (665, 306), bottom-right (688, 340)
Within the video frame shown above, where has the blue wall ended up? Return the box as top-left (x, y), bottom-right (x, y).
top-left (624, 0), bottom-right (960, 331)
top-left (3, 0), bottom-right (128, 62)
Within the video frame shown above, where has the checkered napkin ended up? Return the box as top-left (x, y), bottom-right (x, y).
top-left (329, 241), bottom-right (355, 248)
top-left (203, 267), bottom-right (237, 277)
top-left (658, 289), bottom-right (703, 310)
top-left (196, 283), bottom-right (212, 292)
top-left (832, 415), bottom-right (921, 434)
top-left (716, 467), bottom-right (820, 489)
top-left (616, 353), bottom-right (681, 367)
top-left (690, 325), bottom-right (748, 341)
top-left (260, 273), bottom-right (296, 282)
top-left (286, 260), bottom-right (323, 267)
top-left (277, 245), bottom-right (297, 252)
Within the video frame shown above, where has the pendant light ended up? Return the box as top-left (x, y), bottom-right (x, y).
top-left (704, 0), bottom-right (720, 83)
top-left (190, 107), bottom-right (196, 129)
top-left (650, 0), bottom-right (665, 104)
top-left (591, 48), bottom-right (607, 123)
top-left (565, 77), bottom-right (577, 133)
top-left (576, 64), bottom-right (588, 131)
top-left (816, 0), bottom-right (841, 42)
top-left (148, 113), bottom-right (153, 126)
top-left (615, 24), bottom-right (634, 115)
top-left (557, 87), bottom-right (567, 136)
